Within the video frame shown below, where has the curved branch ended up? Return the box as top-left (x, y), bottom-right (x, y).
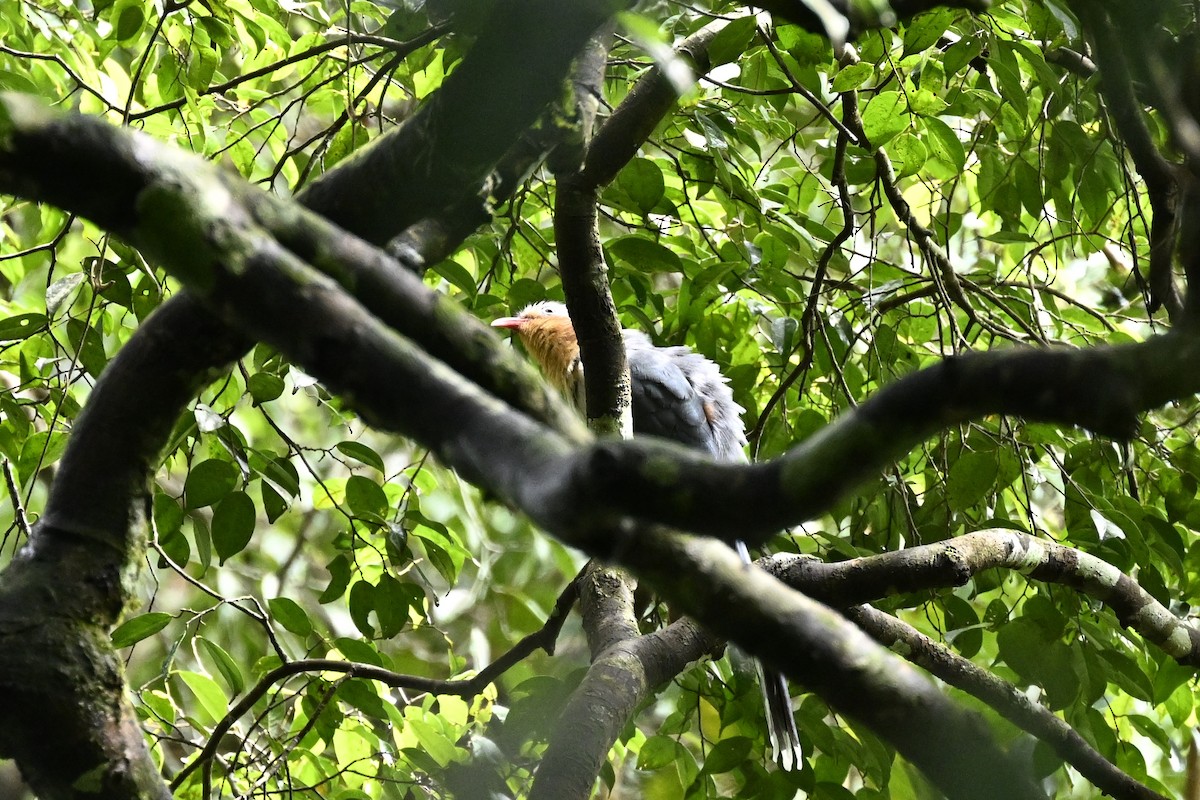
top-left (175, 574), bottom-right (580, 792)
top-left (0, 296), bottom-right (240, 800)
top-left (584, 334), bottom-right (1200, 544)
top-left (554, 25), bottom-right (632, 436)
top-left (580, 20), bottom-right (727, 187)
top-left (778, 529), bottom-right (1200, 667)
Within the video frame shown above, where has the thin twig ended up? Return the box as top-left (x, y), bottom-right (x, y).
top-left (2, 459), bottom-right (31, 540)
top-left (170, 572), bottom-right (582, 792)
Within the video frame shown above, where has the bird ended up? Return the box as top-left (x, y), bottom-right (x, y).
top-left (491, 300), bottom-right (804, 771)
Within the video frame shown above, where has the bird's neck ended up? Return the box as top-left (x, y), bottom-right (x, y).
top-left (520, 317), bottom-right (581, 394)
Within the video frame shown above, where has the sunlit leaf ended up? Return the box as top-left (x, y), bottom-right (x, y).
top-left (111, 612), bottom-right (172, 648)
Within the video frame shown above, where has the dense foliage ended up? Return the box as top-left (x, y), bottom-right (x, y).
top-left (1, 0), bottom-right (1198, 798)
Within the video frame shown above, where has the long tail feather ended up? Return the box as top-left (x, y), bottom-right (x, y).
top-left (735, 541), bottom-right (803, 769)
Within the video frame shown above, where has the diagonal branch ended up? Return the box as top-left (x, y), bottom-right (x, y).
top-left (846, 606), bottom-right (1168, 800)
top-left (1076, 4), bottom-right (1185, 321)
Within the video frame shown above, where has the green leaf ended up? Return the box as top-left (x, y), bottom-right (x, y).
top-left (112, 0), bottom-right (145, 42)
top-left (111, 612), bottom-right (172, 648)
top-left (703, 736), bottom-right (753, 773)
top-left (0, 313), bottom-right (46, 342)
top-left (432, 259), bottom-right (479, 298)
top-left (211, 490), bottom-right (256, 563)
top-left (832, 62), bottom-right (873, 92)
top-left (638, 734), bottom-right (687, 769)
top-left (17, 429), bottom-right (68, 484)
top-left (617, 158), bottom-right (666, 215)
top-left (606, 236), bottom-right (682, 274)
top-left (336, 440), bottom-right (386, 473)
top-left (247, 372), bottom-right (284, 404)
top-left (707, 16), bottom-right (756, 66)
top-left (922, 117), bottom-right (966, 171)
top-left (902, 8), bottom-right (954, 56)
top-left (260, 480), bottom-right (287, 523)
top-left (198, 638), bottom-right (246, 697)
top-left (269, 596), bottom-right (314, 637)
top-left (153, 492), bottom-right (184, 539)
top-left (908, 88), bottom-right (948, 117)
top-left (348, 580), bottom-right (375, 637)
top-left (375, 574), bottom-right (411, 639)
top-left (860, 91), bottom-right (908, 146)
top-left (179, 670), bottom-right (229, 724)
top-left (319, 554), bottom-right (352, 604)
top-left (334, 637), bottom-right (385, 667)
top-left (886, 132), bottom-right (928, 178)
top-left (337, 679), bottom-right (389, 720)
top-left (1097, 650), bottom-right (1153, 702)
top-left (946, 449), bottom-right (998, 508)
top-left (345, 474), bottom-right (389, 519)
top-left (65, 318), bottom-right (108, 377)
top-left (996, 618), bottom-right (1078, 710)
top-left (407, 714), bottom-right (462, 767)
top-left (184, 459), bottom-right (240, 509)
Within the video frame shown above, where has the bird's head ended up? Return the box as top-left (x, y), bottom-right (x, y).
top-left (490, 301), bottom-right (573, 333)
top-left (491, 302), bottom-right (581, 393)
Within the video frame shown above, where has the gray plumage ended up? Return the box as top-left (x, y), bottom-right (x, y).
top-left (492, 300), bottom-right (802, 770)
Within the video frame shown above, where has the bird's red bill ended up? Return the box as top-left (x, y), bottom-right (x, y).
top-left (491, 317), bottom-right (526, 329)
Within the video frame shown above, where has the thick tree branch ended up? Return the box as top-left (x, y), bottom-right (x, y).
top-left (538, 27), bottom-right (673, 792)
top-left (530, 615), bottom-right (717, 800)
top-left (534, 19), bottom-right (780, 791)
top-left (553, 21), bottom-right (632, 435)
top-left (620, 528), bottom-right (1045, 799)
top-left (0, 296), bottom-right (241, 800)
top-left (584, 335), bottom-right (1200, 544)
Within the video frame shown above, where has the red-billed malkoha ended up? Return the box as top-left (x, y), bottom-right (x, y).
top-left (492, 300), bottom-right (803, 770)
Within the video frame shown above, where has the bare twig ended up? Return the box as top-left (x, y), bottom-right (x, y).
top-left (1, 459), bottom-right (30, 541)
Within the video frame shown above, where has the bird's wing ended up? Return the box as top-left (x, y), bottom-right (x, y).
top-left (624, 330), bottom-right (747, 460)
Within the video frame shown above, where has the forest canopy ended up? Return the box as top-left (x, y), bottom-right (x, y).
top-left (2, 1), bottom-right (1200, 799)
